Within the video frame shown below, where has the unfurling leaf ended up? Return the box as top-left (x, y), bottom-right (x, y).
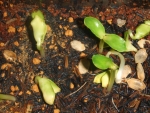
top-left (84, 17), bottom-right (105, 39)
top-left (103, 34), bottom-right (126, 52)
top-left (92, 54), bottom-right (118, 70)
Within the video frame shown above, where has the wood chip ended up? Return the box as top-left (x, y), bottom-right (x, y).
top-left (31, 84), bottom-right (39, 92)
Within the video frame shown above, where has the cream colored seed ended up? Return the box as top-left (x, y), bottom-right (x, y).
top-left (137, 63), bottom-right (145, 81)
top-left (126, 78), bottom-right (146, 91)
top-left (135, 48), bottom-right (148, 63)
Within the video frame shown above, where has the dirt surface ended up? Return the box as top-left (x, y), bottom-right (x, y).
top-left (0, 0), bottom-right (150, 113)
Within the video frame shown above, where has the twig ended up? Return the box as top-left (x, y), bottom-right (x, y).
top-left (112, 97), bottom-right (119, 112)
top-left (64, 82), bottom-right (87, 98)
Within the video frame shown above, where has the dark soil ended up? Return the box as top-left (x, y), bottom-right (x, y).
top-left (0, 0), bottom-right (150, 113)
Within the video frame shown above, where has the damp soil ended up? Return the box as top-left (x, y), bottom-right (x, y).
top-left (0, 0), bottom-right (150, 113)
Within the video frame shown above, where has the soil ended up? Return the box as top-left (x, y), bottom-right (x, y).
top-left (0, 0), bottom-right (150, 113)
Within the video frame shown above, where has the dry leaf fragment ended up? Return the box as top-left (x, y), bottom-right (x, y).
top-left (137, 63), bottom-right (145, 81)
top-left (135, 49), bottom-right (148, 63)
top-left (70, 40), bottom-right (85, 51)
top-left (126, 78), bottom-right (146, 91)
top-left (3, 50), bottom-right (17, 62)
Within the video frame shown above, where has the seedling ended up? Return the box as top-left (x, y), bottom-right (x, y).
top-left (128, 20), bottom-right (150, 39)
top-left (0, 94), bottom-right (16, 101)
top-left (84, 17), bottom-right (136, 53)
top-left (31, 10), bottom-right (47, 57)
top-left (92, 50), bottom-right (125, 92)
top-left (35, 75), bottom-right (61, 105)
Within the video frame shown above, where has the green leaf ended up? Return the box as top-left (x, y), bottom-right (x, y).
top-left (103, 34), bottom-right (126, 52)
top-left (134, 24), bottom-right (150, 39)
top-left (35, 76), bottom-right (60, 105)
top-left (84, 17), bottom-right (105, 39)
top-left (92, 54), bottom-right (118, 70)
top-left (31, 10), bottom-right (45, 20)
top-left (31, 10), bottom-right (47, 57)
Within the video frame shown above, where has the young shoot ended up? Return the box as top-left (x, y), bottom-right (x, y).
top-left (35, 75), bottom-right (61, 105)
top-left (92, 54), bottom-right (118, 92)
top-left (128, 20), bottom-right (150, 39)
top-left (106, 50), bottom-right (125, 84)
top-left (0, 94), bottom-right (16, 101)
top-left (31, 10), bottom-right (47, 57)
top-left (92, 50), bottom-right (125, 92)
top-left (84, 17), bottom-right (136, 53)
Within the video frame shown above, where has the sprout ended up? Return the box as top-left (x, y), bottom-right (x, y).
top-left (106, 51), bottom-right (125, 84)
top-left (35, 76), bottom-right (61, 105)
top-left (0, 94), bottom-right (16, 101)
top-left (31, 10), bottom-right (47, 57)
top-left (92, 51), bottom-right (125, 92)
top-left (128, 20), bottom-right (150, 39)
top-left (84, 17), bottom-right (136, 53)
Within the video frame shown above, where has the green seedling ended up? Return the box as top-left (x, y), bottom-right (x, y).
top-left (31, 10), bottom-right (47, 57)
top-left (84, 16), bottom-right (136, 52)
top-left (92, 51), bottom-right (125, 92)
top-left (0, 94), bottom-right (16, 101)
top-left (35, 75), bottom-right (61, 105)
top-left (128, 20), bottom-right (150, 39)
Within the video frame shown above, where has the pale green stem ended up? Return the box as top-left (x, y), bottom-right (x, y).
top-left (37, 44), bottom-right (45, 58)
top-left (107, 70), bottom-right (115, 93)
top-left (99, 40), bottom-right (104, 53)
top-left (106, 51), bottom-right (125, 83)
top-left (0, 94), bottom-right (16, 101)
top-left (128, 29), bottom-right (134, 39)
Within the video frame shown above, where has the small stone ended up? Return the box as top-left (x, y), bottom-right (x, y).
top-left (8, 26), bottom-right (16, 33)
top-left (68, 17), bottom-right (74, 23)
top-left (54, 109), bottom-right (60, 113)
top-left (70, 40), bottom-right (85, 51)
top-left (65, 30), bottom-right (73, 37)
top-left (33, 58), bottom-right (41, 65)
top-left (14, 41), bottom-right (19, 46)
